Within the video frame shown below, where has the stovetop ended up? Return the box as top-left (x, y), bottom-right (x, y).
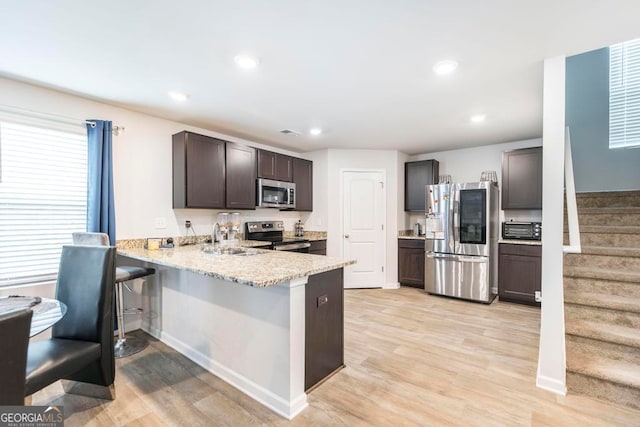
top-left (244, 220), bottom-right (308, 245)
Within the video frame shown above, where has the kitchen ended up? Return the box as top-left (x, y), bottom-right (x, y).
top-left (1, 2), bottom-right (640, 425)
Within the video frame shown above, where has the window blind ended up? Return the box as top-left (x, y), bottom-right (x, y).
top-left (610, 38), bottom-right (640, 149)
top-left (0, 120), bottom-right (87, 286)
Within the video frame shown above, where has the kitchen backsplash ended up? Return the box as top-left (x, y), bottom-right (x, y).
top-left (173, 208), bottom-right (312, 239)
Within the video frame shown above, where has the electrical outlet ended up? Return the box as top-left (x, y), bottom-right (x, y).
top-left (534, 291), bottom-right (542, 302)
top-left (185, 220), bottom-right (192, 229)
top-left (153, 217), bottom-right (167, 229)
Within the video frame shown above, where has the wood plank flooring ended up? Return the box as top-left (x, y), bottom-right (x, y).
top-left (32, 287), bottom-right (640, 426)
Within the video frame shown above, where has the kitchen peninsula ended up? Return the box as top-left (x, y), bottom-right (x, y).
top-left (117, 243), bottom-right (354, 419)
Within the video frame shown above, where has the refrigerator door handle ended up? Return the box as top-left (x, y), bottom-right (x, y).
top-left (456, 255), bottom-right (488, 263)
top-left (426, 253), bottom-right (457, 260)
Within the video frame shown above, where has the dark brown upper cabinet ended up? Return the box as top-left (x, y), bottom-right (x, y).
top-left (404, 159), bottom-right (439, 211)
top-left (502, 147), bottom-right (542, 209)
top-left (258, 149), bottom-right (293, 182)
top-left (225, 142), bottom-right (257, 210)
top-left (172, 131), bottom-right (225, 209)
top-left (293, 157), bottom-right (313, 211)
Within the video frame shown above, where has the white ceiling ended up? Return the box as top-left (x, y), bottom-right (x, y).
top-left (1, 1), bottom-right (640, 154)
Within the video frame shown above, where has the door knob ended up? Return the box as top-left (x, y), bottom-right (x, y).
top-left (344, 234), bottom-right (350, 238)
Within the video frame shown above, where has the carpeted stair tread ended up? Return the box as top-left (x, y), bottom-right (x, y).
top-left (577, 207), bottom-right (640, 214)
top-left (565, 319), bottom-right (640, 348)
top-left (578, 225), bottom-right (640, 235)
top-left (564, 266), bottom-right (640, 284)
top-left (567, 352), bottom-right (640, 390)
top-left (580, 246), bottom-right (640, 257)
top-left (564, 291), bottom-right (640, 313)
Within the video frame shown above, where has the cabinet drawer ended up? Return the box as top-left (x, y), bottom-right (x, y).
top-left (398, 238), bottom-right (424, 249)
top-left (499, 243), bottom-right (541, 257)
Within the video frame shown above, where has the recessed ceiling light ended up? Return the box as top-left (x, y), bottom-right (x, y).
top-left (470, 114), bottom-right (486, 123)
top-left (433, 60), bottom-right (458, 75)
top-left (234, 54), bottom-right (259, 69)
top-left (168, 91), bottom-right (189, 102)
top-left (309, 128), bottom-right (322, 136)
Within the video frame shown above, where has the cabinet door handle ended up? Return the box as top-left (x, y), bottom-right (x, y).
top-left (344, 234), bottom-right (350, 239)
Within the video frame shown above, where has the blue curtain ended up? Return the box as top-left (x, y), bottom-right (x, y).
top-left (86, 120), bottom-right (116, 245)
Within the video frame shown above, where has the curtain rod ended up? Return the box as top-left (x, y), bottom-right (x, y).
top-left (0, 104), bottom-right (124, 135)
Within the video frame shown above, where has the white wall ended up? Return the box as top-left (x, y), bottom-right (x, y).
top-left (302, 150), bottom-right (329, 231)
top-left (397, 151), bottom-right (410, 231)
top-left (0, 77), bottom-right (310, 333)
top-left (0, 77), bottom-right (307, 241)
top-left (406, 138), bottom-right (543, 231)
top-left (537, 56), bottom-right (567, 395)
top-left (305, 148), bottom-right (403, 287)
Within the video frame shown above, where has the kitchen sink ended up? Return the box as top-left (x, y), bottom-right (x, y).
top-left (201, 246), bottom-right (262, 256)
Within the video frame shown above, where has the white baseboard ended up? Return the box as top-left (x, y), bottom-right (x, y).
top-left (141, 322), bottom-right (162, 340)
top-left (160, 331), bottom-right (308, 420)
top-left (382, 282), bottom-right (400, 289)
top-left (536, 374), bottom-right (567, 395)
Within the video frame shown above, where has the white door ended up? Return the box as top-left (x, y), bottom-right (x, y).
top-left (342, 171), bottom-right (385, 288)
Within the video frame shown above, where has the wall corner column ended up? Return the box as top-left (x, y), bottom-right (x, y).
top-left (537, 55), bottom-right (567, 395)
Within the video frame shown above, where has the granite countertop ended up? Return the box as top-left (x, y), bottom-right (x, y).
top-left (117, 245), bottom-right (354, 288)
top-left (284, 231), bottom-right (327, 241)
top-left (398, 235), bottom-right (425, 240)
top-left (398, 230), bottom-right (425, 240)
top-left (498, 239), bottom-right (542, 246)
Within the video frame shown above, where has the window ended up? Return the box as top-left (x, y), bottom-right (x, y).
top-left (0, 119), bottom-right (87, 287)
top-left (610, 38), bottom-right (640, 149)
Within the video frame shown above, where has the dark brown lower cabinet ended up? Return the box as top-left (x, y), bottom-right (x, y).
top-left (398, 239), bottom-right (425, 288)
top-left (309, 240), bottom-right (327, 255)
top-left (305, 268), bottom-right (344, 391)
top-left (498, 243), bottom-right (541, 306)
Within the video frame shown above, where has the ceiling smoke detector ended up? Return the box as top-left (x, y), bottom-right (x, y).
top-left (279, 129), bottom-right (302, 136)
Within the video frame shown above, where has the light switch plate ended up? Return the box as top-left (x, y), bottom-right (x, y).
top-left (154, 217), bottom-right (167, 229)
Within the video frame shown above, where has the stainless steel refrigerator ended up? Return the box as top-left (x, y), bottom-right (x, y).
top-left (424, 182), bottom-right (499, 303)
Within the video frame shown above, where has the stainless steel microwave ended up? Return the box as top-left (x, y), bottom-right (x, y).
top-left (257, 178), bottom-right (296, 209)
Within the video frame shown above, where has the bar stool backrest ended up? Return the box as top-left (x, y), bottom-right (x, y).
top-left (72, 232), bottom-right (110, 246)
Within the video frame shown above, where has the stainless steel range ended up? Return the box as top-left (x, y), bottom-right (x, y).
top-left (244, 221), bottom-right (311, 253)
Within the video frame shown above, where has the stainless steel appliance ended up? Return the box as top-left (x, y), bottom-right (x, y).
top-left (502, 221), bottom-right (542, 241)
top-left (244, 220), bottom-right (310, 252)
top-left (257, 178), bottom-right (296, 209)
top-left (424, 182), bottom-right (499, 303)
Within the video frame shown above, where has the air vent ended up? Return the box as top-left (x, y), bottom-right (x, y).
top-left (279, 129), bottom-right (301, 136)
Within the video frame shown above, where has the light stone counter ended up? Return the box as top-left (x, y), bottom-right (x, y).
top-left (117, 239), bottom-right (352, 419)
top-left (398, 230), bottom-right (425, 240)
top-left (398, 235), bottom-right (425, 240)
top-left (498, 239), bottom-right (542, 246)
top-left (118, 245), bottom-right (355, 288)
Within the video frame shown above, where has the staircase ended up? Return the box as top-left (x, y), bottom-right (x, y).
top-left (564, 190), bottom-right (640, 409)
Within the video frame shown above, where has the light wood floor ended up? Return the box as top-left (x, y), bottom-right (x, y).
top-left (32, 287), bottom-right (640, 426)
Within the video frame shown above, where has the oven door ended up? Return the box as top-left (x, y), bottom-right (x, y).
top-left (273, 242), bottom-right (311, 253)
top-left (257, 179), bottom-right (296, 208)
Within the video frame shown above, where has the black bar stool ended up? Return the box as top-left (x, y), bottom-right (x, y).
top-left (72, 232), bottom-right (155, 358)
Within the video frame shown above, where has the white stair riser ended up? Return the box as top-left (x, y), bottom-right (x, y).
top-left (565, 304), bottom-right (640, 329)
top-left (564, 253), bottom-right (640, 270)
top-left (577, 193), bottom-right (640, 209)
top-left (564, 232), bottom-right (640, 248)
top-left (576, 212), bottom-right (640, 226)
top-left (566, 372), bottom-right (640, 410)
top-left (566, 335), bottom-right (640, 366)
top-left (565, 277), bottom-right (640, 299)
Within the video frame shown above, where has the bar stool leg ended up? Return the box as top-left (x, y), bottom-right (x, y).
top-left (113, 280), bottom-right (148, 358)
top-left (115, 281), bottom-right (126, 349)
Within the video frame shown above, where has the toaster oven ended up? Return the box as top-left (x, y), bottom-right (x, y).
top-left (502, 222), bottom-right (542, 241)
